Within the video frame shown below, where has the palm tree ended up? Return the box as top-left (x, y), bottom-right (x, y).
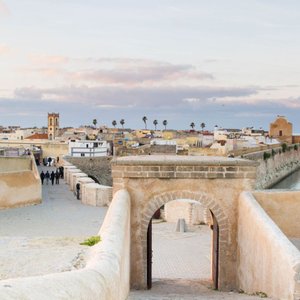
top-left (200, 122), bottom-right (206, 132)
top-left (92, 119), bottom-right (97, 128)
top-left (120, 119), bottom-right (125, 129)
top-left (153, 119), bottom-right (158, 130)
top-left (142, 116), bottom-right (148, 129)
top-left (163, 120), bottom-right (168, 130)
top-left (112, 120), bottom-right (117, 128)
top-left (190, 122), bottom-right (195, 130)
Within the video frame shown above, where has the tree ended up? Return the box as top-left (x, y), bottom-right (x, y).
top-left (153, 119), bottom-right (158, 130)
top-left (142, 116), bottom-right (148, 129)
top-left (200, 122), bottom-right (206, 132)
top-left (112, 120), bottom-right (117, 128)
top-left (190, 122), bottom-right (195, 130)
top-left (163, 120), bottom-right (168, 130)
top-left (93, 119), bottom-right (97, 128)
top-left (120, 119), bottom-right (125, 129)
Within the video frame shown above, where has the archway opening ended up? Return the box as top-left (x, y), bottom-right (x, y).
top-left (146, 199), bottom-right (219, 290)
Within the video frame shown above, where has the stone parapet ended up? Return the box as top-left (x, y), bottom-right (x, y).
top-left (70, 172), bottom-right (87, 191)
top-left (65, 168), bottom-right (81, 185)
top-left (112, 155), bottom-right (258, 180)
top-left (82, 183), bottom-right (112, 207)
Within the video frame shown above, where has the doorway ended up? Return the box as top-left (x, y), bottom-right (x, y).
top-left (147, 208), bottom-right (219, 290)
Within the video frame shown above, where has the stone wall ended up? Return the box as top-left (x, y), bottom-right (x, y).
top-left (0, 156), bottom-right (41, 209)
top-left (253, 190), bottom-right (300, 238)
top-left (0, 156), bottom-right (32, 172)
top-left (164, 200), bottom-right (210, 225)
top-left (0, 189), bottom-right (131, 300)
top-left (237, 192), bottom-right (300, 300)
top-left (65, 156), bottom-right (112, 186)
top-left (243, 145), bottom-right (300, 189)
top-left (0, 140), bottom-right (68, 159)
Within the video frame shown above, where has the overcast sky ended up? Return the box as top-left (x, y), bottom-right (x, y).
top-left (1, 0), bottom-right (300, 131)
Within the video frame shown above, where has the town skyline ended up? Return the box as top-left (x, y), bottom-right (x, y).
top-left (1, 1), bottom-right (300, 131)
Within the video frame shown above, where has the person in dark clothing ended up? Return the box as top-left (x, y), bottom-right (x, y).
top-left (48, 157), bottom-right (52, 166)
top-left (55, 169), bottom-right (60, 184)
top-left (59, 166), bottom-right (64, 178)
top-left (50, 171), bottom-right (55, 185)
top-left (40, 171), bottom-right (45, 185)
top-left (76, 183), bottom-right (80, 200)
top-left (45, 171), bottom-right (50, 185)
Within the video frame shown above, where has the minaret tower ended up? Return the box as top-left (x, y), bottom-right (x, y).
top-left (48, 112), bottom-right (59, 140)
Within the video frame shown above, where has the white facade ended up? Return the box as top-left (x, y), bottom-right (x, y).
top-left (68, 140), bottom-right (109, 157)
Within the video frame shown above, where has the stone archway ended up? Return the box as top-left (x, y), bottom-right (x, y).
top-left (112, 155), bottom-right (258, 291)
top-left (142, 190), bottom-right (228, 289)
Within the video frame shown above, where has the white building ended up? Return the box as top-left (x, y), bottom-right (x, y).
top-left (68, 140), bottom-right (109, 157)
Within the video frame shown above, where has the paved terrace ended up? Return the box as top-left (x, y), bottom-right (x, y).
top-left (0, 166), bottom-right (108, 280)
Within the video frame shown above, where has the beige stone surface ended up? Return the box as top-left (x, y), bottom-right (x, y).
top-left (0, 237), bottom-right (89, 280)
top-left (69, 172), bottom-right (87, 191)
top-left (128, 279), bottom-right (264, 300)
top-left (253, 190), bottom-right (300, 238)
top-left (165, 200), bottom-right (209, 225)
top-left (65, 168), bottom-right (81, 185)
top-left (82, 183), bottom-right (112, 207)
top-left (237, 192), bottom-right (300, 300)
top-left (0, 156), bottom-right (41, 209)
top-left (0, 156), bottom-right (32, 172)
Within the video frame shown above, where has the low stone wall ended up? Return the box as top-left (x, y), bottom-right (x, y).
top-left (0, 189), bottom-right (131, 300)
top-left (63, 161), bottom-right (112, 206)
top-left (64, 156), bottom-right (112, 186)
top-left (82, 183), bottom-right (112, 207)
top-left (164, 200), bottom-right (210, 225)
top-left (243, 145), bottom-right (300, 189)
top-left (0, 156), bottom-right (32, 172)
top-left (0, 155), bottom-right (41, 209)
top-left (237, 192), bottom-right (300, 300)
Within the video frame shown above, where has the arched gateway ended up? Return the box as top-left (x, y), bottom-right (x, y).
top-left (112, 155), bottom-right (258, 291)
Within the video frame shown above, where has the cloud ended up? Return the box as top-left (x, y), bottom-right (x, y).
top-left (209, 95), bottom-right (300, 109)
top-left (0, 44), bottom-right (11, 55)
top-left (28, 54), bottom-right (69, 65)
top-left (11, 85), bottom-right (258, 109)
top-left (14, 87), bottom-right (43, 100)
top-left (25, 57), bottom-right (214, 85)
top-left (0, 1), bottom-right (9, 16)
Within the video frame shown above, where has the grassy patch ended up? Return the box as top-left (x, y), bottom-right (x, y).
top-left (80, 235), bottom-right (101, 246)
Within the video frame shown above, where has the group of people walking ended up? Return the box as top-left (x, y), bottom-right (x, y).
top-left (40, 167), bottom-right (63, 185)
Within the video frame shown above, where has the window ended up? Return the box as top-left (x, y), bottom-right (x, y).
top-left (94, 142), bottom-right (98, 148)
top-left (279, 130), bottom-right (283, 136)
top-left (81, 153), bottom-right (85, 157)
top-left (49, 119), bottom-right (52, 126)
top-left (86, 144), bottom-right (89, 148)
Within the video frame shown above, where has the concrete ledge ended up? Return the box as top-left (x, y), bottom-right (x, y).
top-left (0, 189), bottom-right (131, 300)
top-left (112, 155), bottom-right (259, 167)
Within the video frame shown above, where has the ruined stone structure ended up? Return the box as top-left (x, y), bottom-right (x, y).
top-left (112, 155), bottom-right (258, 291)
top-left (48, 112), bottom-right (59, 140)
top-left (269, 115), bottom-right (292, 143)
